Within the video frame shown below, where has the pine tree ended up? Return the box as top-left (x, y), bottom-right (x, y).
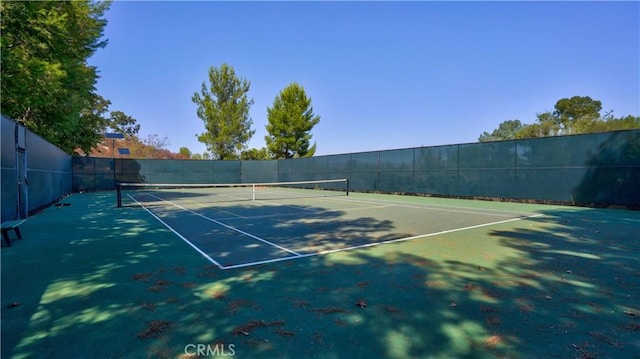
top-left (265, 83), bottom-right (320, 159)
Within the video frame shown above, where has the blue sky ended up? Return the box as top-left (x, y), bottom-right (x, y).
top-left (89, 1), bottom-right (640, 156)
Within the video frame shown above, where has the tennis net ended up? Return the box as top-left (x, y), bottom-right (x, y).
top-left (117, 178), bottom-right (349, 208)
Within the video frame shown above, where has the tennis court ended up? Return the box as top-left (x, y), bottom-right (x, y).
top-left (117, 179), bottom-right (541, 270)
top-left (2, 187), bottom-right (639, 359)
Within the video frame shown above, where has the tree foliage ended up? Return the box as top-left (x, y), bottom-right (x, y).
top-left (1, 1), bottom-right (111, 154)
top-left (241, 147), bottom-right (270, 160)
top-left (554, 96), bottom-right (602, 124)
top-left (107, 110), bottom-right (140, 136)
top-left (265, 83), bottom-right (320, 159)
top-left (179, 147), bottom-right (192, 158)
top-left (87, 133), bottom-right (187, 159)
top-left (478, 120), bottom-right (525, 142)
top-left (190, 152), bottom-right (211, 160)
top-left (479, 96), bottom-right (639, 142)
top-left (192, 64), bottom-right (255, 160)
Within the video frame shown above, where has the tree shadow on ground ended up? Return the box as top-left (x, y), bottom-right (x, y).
top-left (475, 207), bottom-right (640, 358)
top-left (150, 199), bottom-right (414, 267)
top-left (2, 192), bottom-right (639, 358)
top-left (0, 191), bottom-right (187, 358)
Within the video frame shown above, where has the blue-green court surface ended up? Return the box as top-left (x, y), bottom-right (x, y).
top-left (2, 190), bottom-right (639, 358)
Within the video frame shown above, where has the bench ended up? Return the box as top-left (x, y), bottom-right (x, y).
top-left (1, 219), bottom-right (26, 247)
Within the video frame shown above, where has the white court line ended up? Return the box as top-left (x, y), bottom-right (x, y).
top-left (214, 204), bottom-right (392, 222)
top-left (178, 191), bottom-right (387, 220)
top-left (140, 193), bottom-right (302, 256)
top-left (128, 194), bottom-right (224, 268)
top-left (221, 253), bottom-right (315, 270)
top-left (315, 214), bottom-right (545, 255)
top-left (130, 191), bottom-right (543, 270)
top-left (250, 194), bottom-right (340, 213)
top-left (244, 189), bottom-right (521, 218)
top-left (180, 198), bottom-right (249, 220)
top-left (158, 190), bottom-right (252, 219)
top-left (322, 195), bottom-right (537, 218)
top-left (220, 213), bottom-right (544, 270)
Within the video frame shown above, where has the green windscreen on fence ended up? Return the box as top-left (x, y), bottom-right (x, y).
top-left (1, 115), bottom-right (72, 222)
top-left (71, 129), bottom-right (640, 206)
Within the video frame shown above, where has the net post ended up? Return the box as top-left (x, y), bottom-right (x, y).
top-left (252, 184), bottom-right (256, 200)
top-left (346, 179), bottom-right (350, 196)
top-left (117, 183), bottom-right (122, 208)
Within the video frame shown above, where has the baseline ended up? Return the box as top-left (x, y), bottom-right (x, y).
top-left (220, 213), bottom-right (544, 270)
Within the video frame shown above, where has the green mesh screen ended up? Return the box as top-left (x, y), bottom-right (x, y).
top-left (348, 152), bottom-right (379, 191)
top-left (73, 157), bottom-right (114, 191)
top-left (326, 154), bottom-right (351, 181)
top-left (378, 149), bottom-right (414, 193)
top-left (3, 115), bottom-right (71, 222)
top-left (242, 160), bottom-right (278, 183)
top-left (71, 130), bottom-right (640, 206)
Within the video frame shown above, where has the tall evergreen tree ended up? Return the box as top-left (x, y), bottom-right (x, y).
top-left (192, 64), bottom-right (255, 160)
top-left (265, 83), bottom-right (320, 159)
